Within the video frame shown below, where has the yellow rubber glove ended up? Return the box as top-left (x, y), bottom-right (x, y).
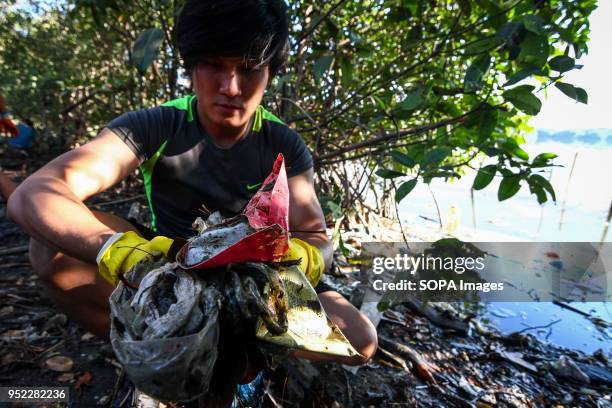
top-left (97, 231), bottom-right (174, 286)
top-left (282, 238), bottom-right (325, 287)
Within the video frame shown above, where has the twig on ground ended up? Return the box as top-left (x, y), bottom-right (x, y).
top-left (35, 339), bottom-right (67, 362)
top-left (377, 346), bottom-right (412, 373)
top-left (110, 367), bottom-right (125, 408)
top-left (553, 300), bottom-right (591, 317)
top-left (343, 368), bottom-right (352, 407)
top-left (0, 262), bottom-right (30, 271)
top-left (379, 335), bottom-right (438, 385)
top-left (517, 318), bottom-right (562, 334)
top-left (404, 296), bottom-right (470, 335)
top-left (0, 245), bottom-right (28, 256)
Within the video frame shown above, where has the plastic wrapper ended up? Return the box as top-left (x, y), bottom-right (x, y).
top-left (256, 265), bottom-right (360, 357)
top-left (109, 261), bottom-right (222, 402)
top-left (177, 153), bottom-right (289, 269)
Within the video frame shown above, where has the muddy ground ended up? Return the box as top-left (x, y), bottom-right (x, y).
top-left (1, 153), bottom-right (610, 407)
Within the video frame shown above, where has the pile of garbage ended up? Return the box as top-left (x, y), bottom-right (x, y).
top-left (110, 261), bottom-right (222, 402)
top-left (109, 155), bottom-right (357, 403)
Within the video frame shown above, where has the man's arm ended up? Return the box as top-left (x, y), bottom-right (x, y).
top-left (7, 129), bottom-right (140, 263)
top-left (287, 168), bottom-right (332, 270)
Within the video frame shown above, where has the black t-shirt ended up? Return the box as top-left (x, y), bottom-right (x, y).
top-left (107, 95), bottom-right (313, 238)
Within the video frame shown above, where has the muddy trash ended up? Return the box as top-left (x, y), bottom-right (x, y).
top-left (184, 216), bottom-right (254, 266)
top-left (109, 261), bottom-right (222, 402)
top-left (255, 264), bottom-right (360, 358)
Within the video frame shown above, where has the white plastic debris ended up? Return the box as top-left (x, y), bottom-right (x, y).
top-left (110, 262), bottom-right (222, 402)
top-left (184, 217), bottom-right (253, 266)
top-left (552, 355), bottom-right (591, 383)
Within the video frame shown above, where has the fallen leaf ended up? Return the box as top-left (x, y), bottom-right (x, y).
top-left (75, 371), bottom-right (93, 390)
top-left (1, 353), bottom-right (17, 365)
top-left (29, 345), bottom-right (45, 353)
top-left (0, 306), bottom-right (14, 317)
top-left (81, 332), bottom-right (96, 341)
top-left (56, 373), bottom-right (75, 383)
top-left (0, 330), bottom-right (26, 340)
top-left (45, 355), bottom-right (74, 372)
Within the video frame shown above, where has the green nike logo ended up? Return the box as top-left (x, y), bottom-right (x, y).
top-left (246, 182), bottom-right (263, 191)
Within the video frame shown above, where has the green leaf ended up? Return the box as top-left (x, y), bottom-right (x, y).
top-left (529, 174), bottom-right (556, 202)
top-left (532, 152), bottom-right (557, 167)
top-left (314, 55), bottom-right (333, 81)
top-left (395, 179), bottom-right (418, 202)
top-left (555, 82), bottom-right (576, 99)
top-left (473, 165), bottom-right (497, 190)
top-left (518, 32), bottom-right (549, 68)
top-left (390, 150), bottom-right (416, 168)
top-left (421, 147), bottom-right (451, 166)
top-left (503, 85), bottom-right (542, 115)
top-left (554, 83), bottom-right (588, 104)
top-left (322, 199), bottom-right (343, 219)
top-left (132, 28), bottom-right (164, 72)
top-left (376, 169), bottom-right (405, 179)
top-left (340, 57), bottom-right (353, 88)
top-left (464, 55), bottom-right (491, 92)
top-left (465, 105), bottom-right (499, 142)
top-left (533, 152), bottom-right (557, 162)
top-left (373, 95), bottom-right (388, 111)
top-left (464, 37), bottom-right (501, 56)
top-left (504, 67), bottom-right (540, 87)
top-left (505, 84), bottom-right (535, 95)
top-left (522, 14), bottom-right (545, 35)
top-left (575, 87), bottom-right (588, 104)
top-left (528, 182), bottom-right (548, 204)
top-left (404, 0), bottom-right (418, 15)
top-left (502, 141), bottom-right (529, 160)
top-left (397, 87), bottom-right (423, 111)
top-left (478, 107), bottom-right (498, 139)
top-left (496, 21), bottom-right (521, 42)
top-left (549, 55), bottom-right (575, 72)
top-left (377, 300), bottom-right (390, 312)
top-left (498, 176), bottom-right (522, 201)
top-left (324, 17), bottom-right (339, 36)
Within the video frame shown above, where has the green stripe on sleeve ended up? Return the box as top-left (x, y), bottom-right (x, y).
top-left (161, 95), bottom-right (195, 122)
top-left (252, 105), bottom-right (285, 132)
top-left (140, 140), bottom-right (168, 232)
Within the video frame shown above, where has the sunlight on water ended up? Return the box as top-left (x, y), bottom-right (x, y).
top-left (398, 138), bottom-right (612, 353)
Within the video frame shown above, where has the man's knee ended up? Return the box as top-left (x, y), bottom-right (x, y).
top-left (28, 211), bottom-right (136, 288)
top-left (29, 238), bottom-right (100, 290)
top-left (29, 238), bottom-right (59, 284)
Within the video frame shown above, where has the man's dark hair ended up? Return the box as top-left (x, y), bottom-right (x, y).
top-left (177, 0), bottom-right (289, 77)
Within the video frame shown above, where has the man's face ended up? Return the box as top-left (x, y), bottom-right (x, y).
top-left (192, 56), bottom-right (270, 138)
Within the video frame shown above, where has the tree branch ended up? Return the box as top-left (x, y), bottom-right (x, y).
top-left (315, 105), bottom-right (484, 162)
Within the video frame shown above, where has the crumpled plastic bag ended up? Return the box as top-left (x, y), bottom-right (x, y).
top-left (109, 261), bottom-right (222, 402)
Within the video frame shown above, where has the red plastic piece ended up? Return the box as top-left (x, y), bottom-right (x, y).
top-left (177, 154), bottom-right (289, 269)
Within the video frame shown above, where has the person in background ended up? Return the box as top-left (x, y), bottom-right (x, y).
top-left (0, 93), bottom-right (18, 138)
top-left (0, 92), bottom-right (19, 201)
top-left (8, 119), bottom-right (36, 150)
